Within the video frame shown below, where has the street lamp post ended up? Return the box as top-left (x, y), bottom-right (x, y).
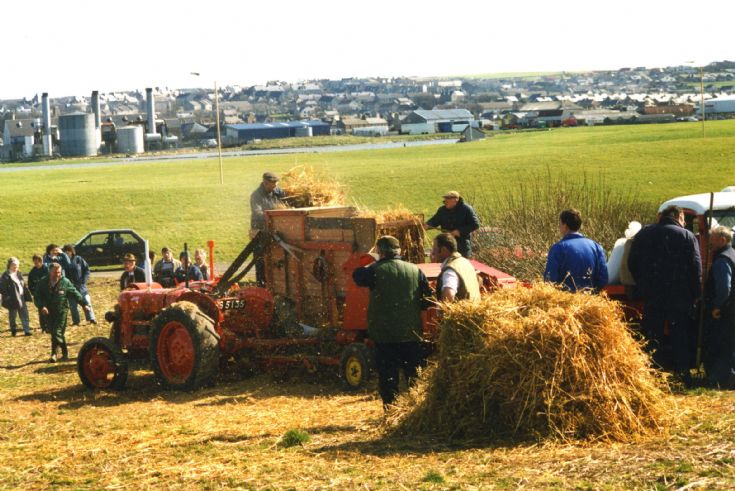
top-left (191, 72), bottom-right (224, 184)
top-left (685, 61), bottom-right (705, 138)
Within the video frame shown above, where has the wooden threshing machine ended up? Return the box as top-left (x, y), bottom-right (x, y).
top-left (77, 206), bottom-right (516, 391)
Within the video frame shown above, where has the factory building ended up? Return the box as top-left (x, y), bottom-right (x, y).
top-left (699, 95), bottom-right (735, 116)
top-left (224, 120), bottom-right (330, 143)
top-left (399, 109), bottom-right (477, 134)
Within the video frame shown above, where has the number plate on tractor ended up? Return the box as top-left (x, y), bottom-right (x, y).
top-left (220, 299), bottom-right (246, 311)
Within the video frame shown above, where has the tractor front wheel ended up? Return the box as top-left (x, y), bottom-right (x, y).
top-left (339, 343), bottom-right (372, 390)
top-left (150, 302), bottom-right (219, 390)
top-left (77, 337), bottom-right (128, 390)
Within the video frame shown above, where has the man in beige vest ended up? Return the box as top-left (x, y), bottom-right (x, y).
top-left (431, 233), bottom-right (481, 302)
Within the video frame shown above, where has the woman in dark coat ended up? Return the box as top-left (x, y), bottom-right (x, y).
top-left (0, 257), bottom-right (32, 336)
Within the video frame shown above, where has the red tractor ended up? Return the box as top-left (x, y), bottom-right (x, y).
top-left (77, 206), bottom-right (516, 391)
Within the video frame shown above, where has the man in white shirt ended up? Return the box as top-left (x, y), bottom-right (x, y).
top-left (430, 233), bottom-right (481, 303)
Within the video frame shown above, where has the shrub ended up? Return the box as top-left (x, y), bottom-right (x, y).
top-left (469, 169), bottom-right (656, 282)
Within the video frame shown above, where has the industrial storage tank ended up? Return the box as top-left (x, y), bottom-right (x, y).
top-left (58, 112), bottom-right (97, 157)
top-left (116, 126), bottom-right (144, 154)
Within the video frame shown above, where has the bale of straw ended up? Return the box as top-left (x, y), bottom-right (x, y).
top-left (358, 206), bottom-right (427, 263)
top-left (280, 165), bottom-right (346, 208)
top-left (385, 283), bottom-right (671, 442)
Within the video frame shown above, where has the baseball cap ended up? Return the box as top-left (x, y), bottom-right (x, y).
top-left (123, 253), bottom-right (136, 262)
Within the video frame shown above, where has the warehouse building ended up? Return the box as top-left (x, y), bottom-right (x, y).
top-left (224, 120), bottom-right (330, 143)
top-left (699, 95), bottom-right (735, 116)
top-left (399, 109), bottom-right (477, 134)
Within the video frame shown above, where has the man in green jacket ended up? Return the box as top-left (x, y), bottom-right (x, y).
top-left (352, 235), bottom-right (432, 408)
top-left (34, 263), bottom-right (89, 362)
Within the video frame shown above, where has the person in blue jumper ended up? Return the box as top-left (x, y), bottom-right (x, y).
top-left (544, 208), bottom-right (608, 293)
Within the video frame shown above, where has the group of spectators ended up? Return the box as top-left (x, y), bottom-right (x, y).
top-left (0, 244), bottom-right (94, 362)
top-left (541, 205), bottom-right (734, 390)
top-left (1, 242), bottom-right (213, 362)
top-left (121, 246), bottom-right (210, 290)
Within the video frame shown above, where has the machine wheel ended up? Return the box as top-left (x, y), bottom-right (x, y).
top-left (77, 337), bottom-right (128, 390)
top-left (150, 301), bottom-right (219, 390)
top-left (340, 343), bottom-right (372, 390)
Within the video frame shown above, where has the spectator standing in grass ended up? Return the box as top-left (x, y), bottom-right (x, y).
top-left (544, 209), bottom-right (608, 293)
top-left (27, 254), bottom-right (49, 332)
top-left (120, 253), bottom-right (146, 290)
top-left (194, 248), bottom-right (209, 280)
top-left (431, 233), bottom-right (481, 303)
top-left (174, 251), bottom-right (203, 284)
top-left (703, 225), bottom-right (735, 389)
top-left (352, 235), bottom-right (433, 409)
top-left (424, 191), bottom-right (481, 258)
top-left (34, 262), bottom-right (89, 362)
top-left (62, 244), bottom-right (96, 325)
top-left (628, 205), bottom-right (702, 386)
top-left (153, 247), bottom-right (180, 287)
top-left (0, 257), bottom-right (32, 336)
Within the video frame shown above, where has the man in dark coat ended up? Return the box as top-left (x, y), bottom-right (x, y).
top-left (250, 171), bottom-right (286, 286)
top-left (425, 191), bottom-right (481, 258)
top-left (62, 244), bottom-right (96, 325)
top-left (628, 205), bottom-right (702, 384)
top-left (352, 235), bottom-right (433, 408)
top-left (120, 253), bottom-right (146, 290)
top-left (174, 251), bottom-right (203, 284)
top-left (34, 262), bottom-right (89, 362)
top-left (703, 225), bottom-right (735, 389)
top-left (27, 254), bottom-right (49, 332)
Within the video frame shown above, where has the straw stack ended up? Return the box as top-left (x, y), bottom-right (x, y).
top-left (280, 165), bottom-right (346, 208)
top-left (385, 283), bottom-right (671, 442)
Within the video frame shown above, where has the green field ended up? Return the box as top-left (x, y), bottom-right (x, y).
top-left (1, 121), bottom-right (734, 264)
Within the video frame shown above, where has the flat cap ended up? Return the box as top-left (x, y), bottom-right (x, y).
top-left (376, 235), bottom-right (400, 250)
top-left (263, 171), bottom-right (279, 182)
top-left (443, 190), bottom-right (461, 199)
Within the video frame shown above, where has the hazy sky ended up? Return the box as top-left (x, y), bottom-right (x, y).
top-left (4, 0), bottom-right (734, 99)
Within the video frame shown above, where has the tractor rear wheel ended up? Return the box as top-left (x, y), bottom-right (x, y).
top-left (150, 302), bottom-right (219, 390)
top-left (340, 343), bottom-right (372, 390)
top-left (77, 337), bottom-right (128, 390)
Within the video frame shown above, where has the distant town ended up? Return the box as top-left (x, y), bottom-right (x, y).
top-left (2, 60), bottom-right (735, 162)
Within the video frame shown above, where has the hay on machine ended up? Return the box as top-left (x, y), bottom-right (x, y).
top-left (280, 165), bottom-right (346, 208)
top-left (385, 283), bottom-right (672, 442)
top-left (358, 206), bottom-right (427, 264)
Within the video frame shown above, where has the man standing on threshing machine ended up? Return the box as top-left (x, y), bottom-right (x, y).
top-left (431, 233), bottom-right (481, 302)
top-left (250, 171), bottom-right (286, 286)
top-left (34, 262), bottom-right (90, 362)
top-left (628, 205), bottom-right (702, 386)
top-left (424, 191), bottom-right (480, 259)
top-left (352, 235), bottom-right (433, 410)
top-left (544, 209), bottom-right (608, 293)
top-left (703, 225), bottom-right (735, 389)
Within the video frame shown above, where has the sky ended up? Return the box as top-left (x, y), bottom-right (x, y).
top-left (4, 0), bottom-right (734, 99)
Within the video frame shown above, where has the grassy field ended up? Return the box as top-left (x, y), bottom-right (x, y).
top-left (0, 279), bottom-right (733, 489)
top-left (1, 120), bottom-right (734, 265)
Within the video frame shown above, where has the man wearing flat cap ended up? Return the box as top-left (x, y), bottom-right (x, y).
top-left (424, 190), bottom-right (481, 258)
top-left (250, 171), bottom-right (286, 286)
top-left (352, 235), bottom-right (433, 409)
top-left (120, 253), bottom-right (145, 290)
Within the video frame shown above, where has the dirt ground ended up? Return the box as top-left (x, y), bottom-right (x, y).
top-left (0, 278), bottom-right (733, 489)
